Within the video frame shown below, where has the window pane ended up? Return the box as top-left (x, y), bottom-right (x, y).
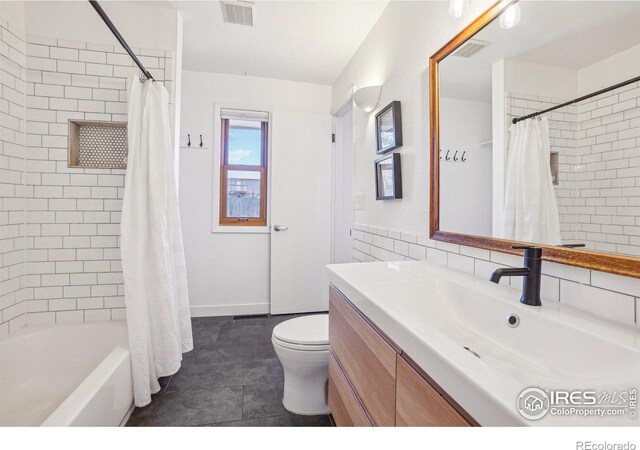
top-left (227, 119), bottom-right (263, 166)
top-left (226, 170), bottom-right (261, 218)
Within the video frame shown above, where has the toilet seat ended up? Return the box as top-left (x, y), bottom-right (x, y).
top-left (272, 314), bottom-right (329, 351)
top-left (272, 335), bottom-right (329, 352)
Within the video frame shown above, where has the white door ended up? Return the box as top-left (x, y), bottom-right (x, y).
top-left (270, 112), bottom-right (333, 314)
top-left (332, 106), bottom-right (353, 263)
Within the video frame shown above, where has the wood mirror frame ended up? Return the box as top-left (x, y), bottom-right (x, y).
top-left (429, 0), bottom-right (640, 278)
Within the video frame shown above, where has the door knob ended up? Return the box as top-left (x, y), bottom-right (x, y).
top-left (273, 224), bottom-right (288, 232)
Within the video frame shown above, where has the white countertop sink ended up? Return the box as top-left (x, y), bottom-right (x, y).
top-left (326, 260), bottom-right (640, 426)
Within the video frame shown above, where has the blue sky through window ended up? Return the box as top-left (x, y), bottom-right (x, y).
top-left (228, 126), bottom-right (262, 165)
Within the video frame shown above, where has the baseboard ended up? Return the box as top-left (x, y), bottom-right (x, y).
top-left (119, 402), bottom-right (135, 427)
top-left (190, 303), bottom-right (270, 318)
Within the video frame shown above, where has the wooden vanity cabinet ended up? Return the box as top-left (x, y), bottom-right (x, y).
top-left (395, 355), bottom-right (472, 426)
top-left (328, 284), bottom-right (477, 427)
top-left (328, 352), bottom-right (372, 426)
top-left (328, 285), bottom-right (397, 426)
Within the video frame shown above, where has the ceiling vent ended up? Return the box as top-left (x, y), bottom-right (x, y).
top-left (221, 1), bottom-right (255, 27)
top-left (452, 39), bottom-right (490, 58)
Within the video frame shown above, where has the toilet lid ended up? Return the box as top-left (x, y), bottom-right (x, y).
top-left (272, 314), bottom-right (329, 346)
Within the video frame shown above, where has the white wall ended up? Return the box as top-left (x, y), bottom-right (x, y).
top-left (440, 97), bottom-right (492, 236)
top-left (504, 59), bottom-right (577, 100)
top-left (179, 71), bottom-right (331, 317)
top-left (578, 43), bottom-right (640, 95)
top-left (0, 2), bottom-right (25, 32)
top-left (332, 0), bottom-right (494, 235)
top-left (25, 2), bottom-right (177, 52)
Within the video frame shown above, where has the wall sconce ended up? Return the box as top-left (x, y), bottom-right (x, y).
top-left (353, 85), bottom-right (382, 113)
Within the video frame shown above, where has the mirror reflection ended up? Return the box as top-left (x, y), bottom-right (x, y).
top-left (439, 1), bottom-right (640, 257)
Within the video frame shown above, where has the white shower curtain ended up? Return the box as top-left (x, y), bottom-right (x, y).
top-left (502, 117), bottom-right (561, 245)
top-left (121, 77), bottom-right (193, 407)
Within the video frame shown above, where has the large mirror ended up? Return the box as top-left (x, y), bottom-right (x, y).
top-left (431, 0), bottom-right (640, 277)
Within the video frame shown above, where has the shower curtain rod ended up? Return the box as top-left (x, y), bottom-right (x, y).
top-left (512, 74), bottom-right (640, 124)
top-left (88, 0), bottom-right (154, 81)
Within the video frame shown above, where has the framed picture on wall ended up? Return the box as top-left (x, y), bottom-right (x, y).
top-left (375, 101), bottom-right (402, 153)
top-left (375, 153), bottom-right (402, 200)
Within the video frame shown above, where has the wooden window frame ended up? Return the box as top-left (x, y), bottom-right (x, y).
top-left (219, 118), bottom-right (268, 226)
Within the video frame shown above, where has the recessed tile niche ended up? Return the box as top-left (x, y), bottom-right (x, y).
top-left (68, 120), bottom-right (128, 169)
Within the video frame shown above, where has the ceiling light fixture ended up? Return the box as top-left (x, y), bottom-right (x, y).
top-left (448, 0), bottom-right (469, 19)
top-left (499, 3), bottom-right (521, 29)
top-left (353, 86), bottom-right (382, 113)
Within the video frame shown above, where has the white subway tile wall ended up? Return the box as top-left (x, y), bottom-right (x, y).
top-left (0, 20), bottom-right (27, 337)
top-left (352, 223), bottom-right (639, 329)
top-left (23, 35), bottom-right (174, 327)
top-left (575, 83), bottom-right (640, 256)
top-left (507, 87), bottom-right (640, 256)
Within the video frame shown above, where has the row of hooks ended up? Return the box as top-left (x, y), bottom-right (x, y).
top-left (186, 134), bottom-right (204, 148)
top-left (440, 149), bottom-right (467, 162)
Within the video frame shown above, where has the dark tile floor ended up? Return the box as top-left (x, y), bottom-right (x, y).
top-left (126, 315), bottom-right (333, 427)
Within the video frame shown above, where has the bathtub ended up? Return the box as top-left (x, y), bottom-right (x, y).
top-left (0, 321), bottom-right (133, 426)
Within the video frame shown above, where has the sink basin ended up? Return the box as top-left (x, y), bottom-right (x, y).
top-left (327, 260), bottom-right (640, 426)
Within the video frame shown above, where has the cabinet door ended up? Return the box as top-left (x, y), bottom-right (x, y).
top-left (328, 351), bottom-right (372, 427)
top-left (396, 355), bottom-right (472, 427)
top-left (329, 285), bottom-right (396, 426)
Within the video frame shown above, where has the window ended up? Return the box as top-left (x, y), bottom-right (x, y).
top-left (219, 109), bottom-right (268, 226)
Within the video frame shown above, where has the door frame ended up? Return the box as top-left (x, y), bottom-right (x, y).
top-left (331, 101), bottom-right (354, 264)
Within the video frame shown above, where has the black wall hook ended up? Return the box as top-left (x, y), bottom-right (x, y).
top-left (199, 135), bottom-right (203, 148)
top-left (461, 151), bottom-right (467, 162)
top-left (453, 150), bottom-right (459, 161)
top-left (445, 150), bottom-right (451, 161)
top-left (187, 134), bottom-right (191, 147)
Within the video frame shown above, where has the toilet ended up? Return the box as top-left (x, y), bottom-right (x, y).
top-left (271, 314), bottom-right (330, 415)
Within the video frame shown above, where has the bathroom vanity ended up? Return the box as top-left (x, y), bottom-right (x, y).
top-left (328, 284), bottom-right (475, 426)
top-left (326, 261), bottom-right (640, 427)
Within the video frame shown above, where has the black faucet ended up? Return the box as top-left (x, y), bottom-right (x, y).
top-left (489, 246), bottom-right (542, 307)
